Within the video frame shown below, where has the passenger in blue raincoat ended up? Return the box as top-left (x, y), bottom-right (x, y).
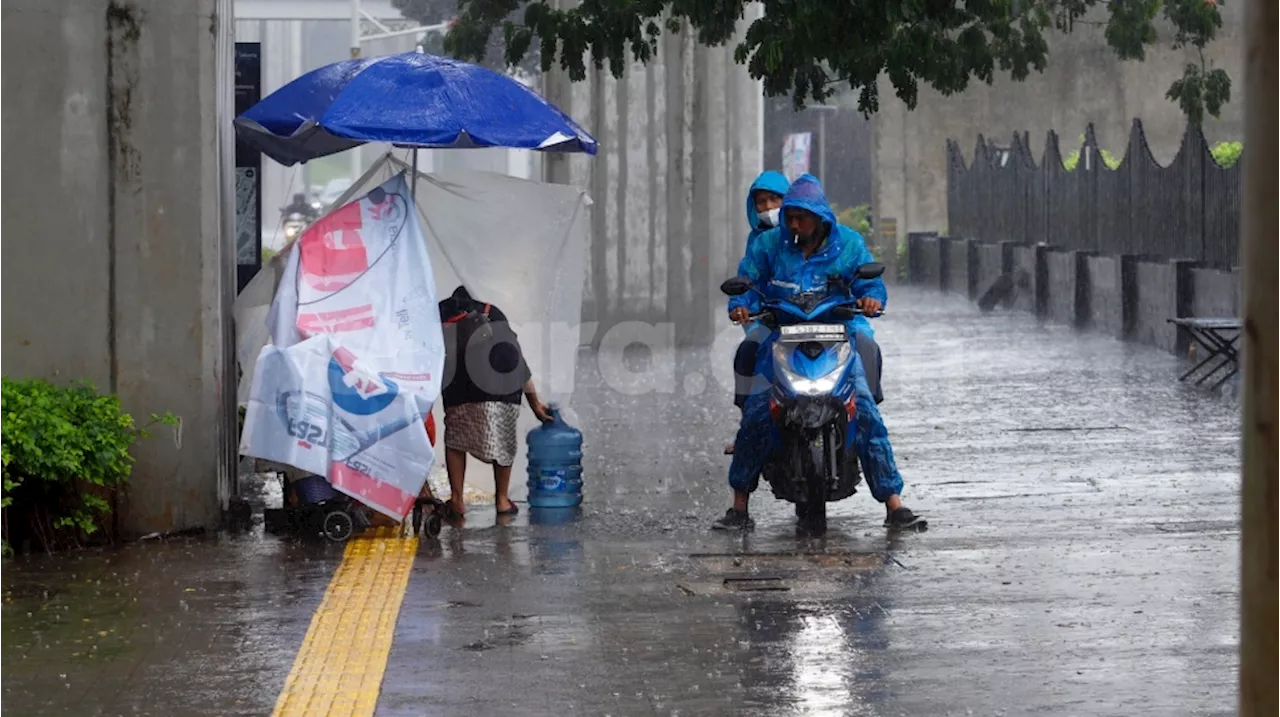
top-left (713, 174), bottom-right (923, 531)
top-left (727, 172), bottom-right (791, 434)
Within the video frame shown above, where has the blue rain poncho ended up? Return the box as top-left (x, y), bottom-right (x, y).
top-left (730, 174), bottom-right (886, 340)
top-left (725, 174), bottom-right (904, 502)
top-left (728, 171), bottom-right (791, 326)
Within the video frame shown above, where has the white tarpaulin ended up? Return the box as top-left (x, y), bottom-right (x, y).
top-left (235, 156), bottom-right (592, 504)
top-left (240, 174), bottom-right (445, 519)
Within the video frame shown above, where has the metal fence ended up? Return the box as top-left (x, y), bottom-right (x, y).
top-left (947, 120), bottom-right (1241, 269)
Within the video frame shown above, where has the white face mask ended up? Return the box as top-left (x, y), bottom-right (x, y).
top-left (759, 207), bottom-right (780, 228)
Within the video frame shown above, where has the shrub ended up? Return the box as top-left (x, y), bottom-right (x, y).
top-left (834, 203), bottom-right (872, 236)
top-left (1062, 147), bottom-right (1122, 171)
top-left (1, 378), bottom-right (176, 554)
top-left (1209, 140), bottom-right (1242, 167)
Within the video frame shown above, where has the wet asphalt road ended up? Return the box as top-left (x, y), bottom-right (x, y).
top-left (1, 287), bottom-right (1241, 716)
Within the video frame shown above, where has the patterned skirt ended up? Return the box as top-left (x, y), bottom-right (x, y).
top-left (444, 401), bottom-right (521, 467)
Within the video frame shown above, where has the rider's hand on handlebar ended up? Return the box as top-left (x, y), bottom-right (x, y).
top-left (729, 307), bottom-right (752, 325)
top-left (855, 297), bottom-right (883, 315)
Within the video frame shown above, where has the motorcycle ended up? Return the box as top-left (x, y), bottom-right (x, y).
top-left (282, 211), bottom-right (309, 241)
top-left (720, 261), bottom-right (885, 534)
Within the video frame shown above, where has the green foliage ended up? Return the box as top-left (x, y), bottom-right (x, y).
top-left (1062, 136), bottom-right (1123, 170)
top-left (1, 378), bottom-right (177, 553)
top-left (1057, 136), bottom-right (1240, 170)
top-left (1209, 140), bottom-right (1241, 167)
top-left (393, 0), bottom-right (542, 75)
top-left (447, 0), bottom-right (1230, 123)
top-left (834, 204), bottom-right (872, 236)
top-left (262, 246), bottom-right (277, 264)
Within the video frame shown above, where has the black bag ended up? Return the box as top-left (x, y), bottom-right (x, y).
top-left (449, 303), bottom-right (495, 348)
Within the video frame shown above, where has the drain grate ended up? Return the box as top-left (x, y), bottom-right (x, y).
top-left (689, 551), bottom-right (888, 573)
top-left (723, 576), bottom-right (791, 592)
top-left (675, 551), bottom-right (894, 597)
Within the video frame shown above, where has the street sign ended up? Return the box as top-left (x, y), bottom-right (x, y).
top-left (235, 42), bottom-right (263, 294)
top-left (781, 132), bottom-right (812, 183)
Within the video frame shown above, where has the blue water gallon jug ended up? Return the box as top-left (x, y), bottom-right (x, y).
top-left (526, 406), bottom-right (584, 508)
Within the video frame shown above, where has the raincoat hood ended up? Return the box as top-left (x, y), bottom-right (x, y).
top-left (745, 171), bottom-right (791, 237)
top-left (780, 173), bottom-right (838, 237)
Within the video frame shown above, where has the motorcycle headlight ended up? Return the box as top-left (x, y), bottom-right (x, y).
top-left (284, 225), bottom-right (300, 239)
top-left (772, 341), bottom-right (852, 396)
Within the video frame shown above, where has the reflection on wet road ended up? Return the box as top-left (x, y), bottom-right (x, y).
top-left (2, 288), bottom-right (1240, 716)
top-left (377, 288), bottom-right (1239, 717)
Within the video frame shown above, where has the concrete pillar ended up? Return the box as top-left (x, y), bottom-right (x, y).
top-left (1117, 254), bottom-right (1139, 340)
top-left (1238, 0), bottom-right (1278, 712)
top-left (2, 0), bottom-right (232, 534)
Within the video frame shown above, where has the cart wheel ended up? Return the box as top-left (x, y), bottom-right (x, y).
top-left (424, 513), bottom-right (443, 538)
top-left (322, 511), bottom-right (354, 542)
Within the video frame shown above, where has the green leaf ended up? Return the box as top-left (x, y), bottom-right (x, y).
top-left (1, 376), bottom-right (173, 552)
top-left (446, 0), bottom-right (1231, 122)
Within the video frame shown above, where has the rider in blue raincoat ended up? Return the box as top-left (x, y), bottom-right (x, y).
top-left (714, 174), bottom-right (923, 532)
top-left (727, 172), bottom-right (791, 431)
top-left (730, 171), bottom-right (792, 329)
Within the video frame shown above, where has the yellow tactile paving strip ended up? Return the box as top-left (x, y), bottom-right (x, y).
top-left (272, 527), bottom-right (417, 717)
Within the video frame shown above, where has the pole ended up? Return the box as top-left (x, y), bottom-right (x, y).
top-left (349, 0), bottom-right (361, 59)
top-left (818, 110), bottom-right (826, 184)
top-left (348, 0), bottom-right (363, 183)
top-left (411, 148), bottom-right (419, 201)
top-left (1238, 0), bottom-right (1278, 712)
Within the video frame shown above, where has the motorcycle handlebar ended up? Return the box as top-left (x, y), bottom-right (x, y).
top-left (744, 307), bottom-right (884, 323)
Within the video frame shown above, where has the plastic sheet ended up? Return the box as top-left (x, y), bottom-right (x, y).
top-left (235, 155), bottom-right (592, 502)
top-left (240, 174), bottom-right (444, 518)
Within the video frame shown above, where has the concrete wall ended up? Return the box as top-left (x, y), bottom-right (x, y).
top-left (873, 4), bottom-right (1246, 238)
top-left (1191, 266), bottom-right (1241, 319)
top-left (909, 240), bottom-right (1233, 362)
top-left (973, 241), bottom-right (1007, 301)
top-left (1129, 258), bottom-right (1197, 354)
top-left (1043, 249), bottom-right (1081, 327)
top-left (1082, 254), bottom-right (1125, 337)
top-left (1009, 245), bottom-right (1041, 315)
top-left (907, 234), bottom-right (942, 291)
top-left (542, 9), bottom-right (763, 346)
top-left (2, 0), bottom-right (234, 533)
top-left (941, 237), bottom-right (970, 298)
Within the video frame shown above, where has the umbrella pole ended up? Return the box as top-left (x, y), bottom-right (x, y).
top-left (411, 148), bottom-right (419, 201)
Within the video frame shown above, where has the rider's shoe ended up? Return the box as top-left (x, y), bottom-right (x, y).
top-left (885, 506), bottom-right (926, 530)
top-left (711, 508), bottom-right (754, 531)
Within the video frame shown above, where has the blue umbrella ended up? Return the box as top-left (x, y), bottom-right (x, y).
top-left (234, 52), bottom-right (597, 166)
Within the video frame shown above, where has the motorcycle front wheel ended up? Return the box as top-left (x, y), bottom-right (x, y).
top-left (800, 437), bottom-right (828, 533)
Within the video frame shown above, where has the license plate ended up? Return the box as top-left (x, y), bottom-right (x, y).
top-left (781, 323), bottom-right (843, 336)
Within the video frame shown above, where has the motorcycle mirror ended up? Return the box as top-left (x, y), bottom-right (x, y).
top-left (720, 277), bottom-right (753, 296)
top-left (854, 262), bottom-right (886, 280)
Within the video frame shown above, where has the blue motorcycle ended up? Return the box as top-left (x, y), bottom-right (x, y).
top-left (720, 262), bottom-right (885, 533)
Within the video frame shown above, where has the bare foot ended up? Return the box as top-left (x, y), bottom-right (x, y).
top-left (496, 496), bottom-right (517, 513)
top-left (447, 497), bottom-right (467, 517)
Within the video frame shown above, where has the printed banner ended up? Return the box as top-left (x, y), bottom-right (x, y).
top-left (782, 132), bottom-right (812, 183)
top-left (240, 174), bottom-right (445, 519)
